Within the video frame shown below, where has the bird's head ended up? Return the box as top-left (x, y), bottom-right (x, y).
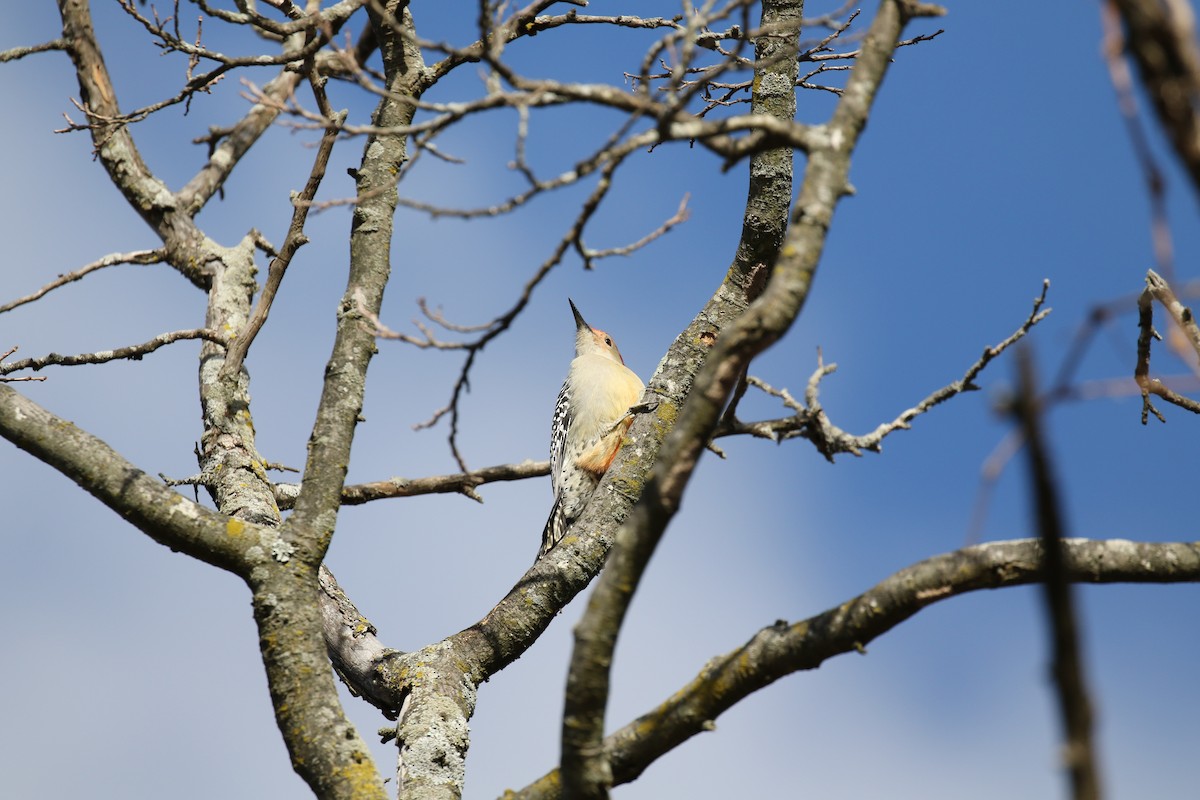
top-left (570, 298), bottom-right (626, 365)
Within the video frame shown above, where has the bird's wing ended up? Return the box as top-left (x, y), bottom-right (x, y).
top-left (549, 379), bottom-right (571, 495)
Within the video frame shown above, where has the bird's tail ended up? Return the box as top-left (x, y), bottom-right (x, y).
top-left (538, 497), bottom-right (568, 561)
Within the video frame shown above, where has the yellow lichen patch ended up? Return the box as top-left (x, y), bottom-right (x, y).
top-left (653, 401), bottom-right (679, 438)
top-left (334, 756), bottom-right (384, 797)
top-left (227, 518), bottom-right (246, 537)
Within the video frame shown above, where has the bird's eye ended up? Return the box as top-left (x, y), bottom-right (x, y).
top-left (604, 337), bottom-right (612, 346)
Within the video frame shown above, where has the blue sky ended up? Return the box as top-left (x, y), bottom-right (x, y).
top-left (2, 2), bottom-right (1198, 798)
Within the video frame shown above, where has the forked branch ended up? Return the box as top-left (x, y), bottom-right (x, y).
top-left (1135, 268), bottom-right (1200, 422)
top-left (719, 280), bottom-right (1052, 459)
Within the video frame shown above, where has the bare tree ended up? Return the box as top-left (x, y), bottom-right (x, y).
top-left (2, 2), bottom-right (1198, 800)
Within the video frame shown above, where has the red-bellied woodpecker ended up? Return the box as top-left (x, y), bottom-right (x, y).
top-left (539, 299), bottom-right (645, 559)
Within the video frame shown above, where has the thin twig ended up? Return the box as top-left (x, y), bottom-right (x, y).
top-left (0, 347), bottom-right (48, 383)
top-left (272, 459), bottom-right (550, 508)
top-left (0, 250), bottom-right (166, 315)
top-left (0, 329), bottom-right (228, 375)
top-left (0, 39), bottom-right (68, 62)
top-left (579, 194), bottom-right (691, 262)
top-left (220, 100), bottom-right (347, 377)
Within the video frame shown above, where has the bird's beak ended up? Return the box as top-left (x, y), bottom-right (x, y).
top-left (568, 298), bottom-right (589, 332)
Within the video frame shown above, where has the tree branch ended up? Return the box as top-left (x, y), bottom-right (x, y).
top-left (193, 0), bottom-right (364, 35)
top-left (179, 66), bottom-right (304, 213)
top-left (177, 3), bottom-right (361, 213)
top-left (274, 460), bottom-right (550, 508)
top-left (0, 329), bottom-right (227, 376)
top-left (509, 537), bottom-right (1198, 799)
top-left (1100, 3), bottom-right (1176, 275)
top-left (274, 3), bottom-right (425, 797)
top-left (220, 96), bottom-right (346, 379)
top-left (560, 1), bottom-right (922, 795)
top-left (0, 249), bottom-right (165, 315)
top-left (0, 38), bottom-right (68, 62)
top-left (284, 0), bottom-right (421, 555)
top-left (52, 5), bottom-right (384, 793)
top-left (319, 565), bottom-right (394, 712)
top-left (0, 385), bottom-right (245, 572)
top-left (718, 280), bottom-right (1051, 457)
top-left (1108, 0), bottom-right (1200, 201)
top-left (56, 0), bottom-right (212, 288)
top-left (1013, 349), bottom-right (1102, 800)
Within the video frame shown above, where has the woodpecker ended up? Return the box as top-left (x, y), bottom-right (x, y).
top-left (539, 299), bottom-right (645, 559)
